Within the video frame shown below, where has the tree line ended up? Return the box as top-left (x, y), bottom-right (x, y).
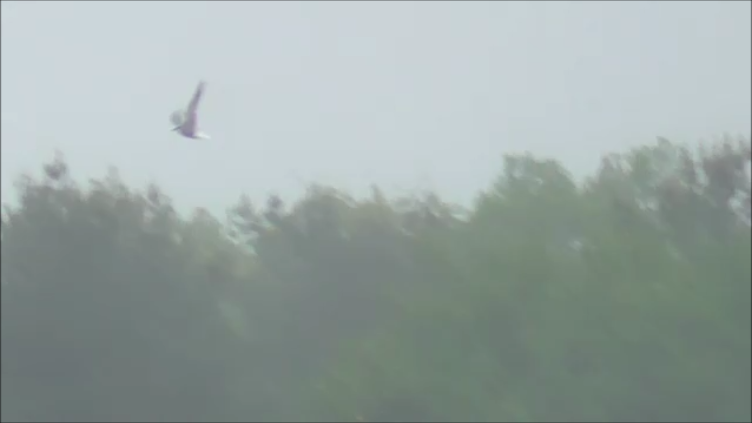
top-left (1, 136), bottom-right (750, 422)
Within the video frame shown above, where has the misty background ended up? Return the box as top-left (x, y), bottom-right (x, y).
top-left (2, 1), bottom-right (750, 213)
top-left (1, 2), bottom-right (751, 422)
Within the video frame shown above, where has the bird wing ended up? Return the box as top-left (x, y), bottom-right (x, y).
top-left (183, 80), bottom-right (206, 132)
top-left (170, 109), bottom-right (186, 127)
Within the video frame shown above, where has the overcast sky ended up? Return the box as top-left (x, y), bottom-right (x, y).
top-left (2, 1), bottom-right (750, 214)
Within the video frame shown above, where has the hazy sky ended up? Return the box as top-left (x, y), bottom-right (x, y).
top-left (2, 1), bottom-right (750, 214)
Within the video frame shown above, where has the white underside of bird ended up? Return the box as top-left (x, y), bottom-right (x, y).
top-left (171, 81), bottom-right (211, 140)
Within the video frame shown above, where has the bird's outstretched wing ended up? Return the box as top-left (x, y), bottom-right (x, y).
top-left (170, 110), bottom-right (186, 127)
top-left (183, 80), bottom-right (206, 132)
top-left (186, 81), bottom-right (205, 115)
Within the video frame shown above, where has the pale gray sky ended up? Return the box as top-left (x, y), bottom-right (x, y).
top-left (2, 1), bottom-right (750, 214)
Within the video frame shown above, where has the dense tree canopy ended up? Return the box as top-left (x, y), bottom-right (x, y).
top-left (1, 137), bottom-right (750, 422)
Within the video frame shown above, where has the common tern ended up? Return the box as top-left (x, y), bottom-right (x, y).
top-left (171, 81), bottom-right (211, 140)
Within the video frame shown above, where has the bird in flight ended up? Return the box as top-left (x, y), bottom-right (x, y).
top-left (170, 80), bottom-right (211, 140)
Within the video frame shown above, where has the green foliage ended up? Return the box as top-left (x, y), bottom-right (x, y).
top-left (2, 138), bottom-right (750, 422)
